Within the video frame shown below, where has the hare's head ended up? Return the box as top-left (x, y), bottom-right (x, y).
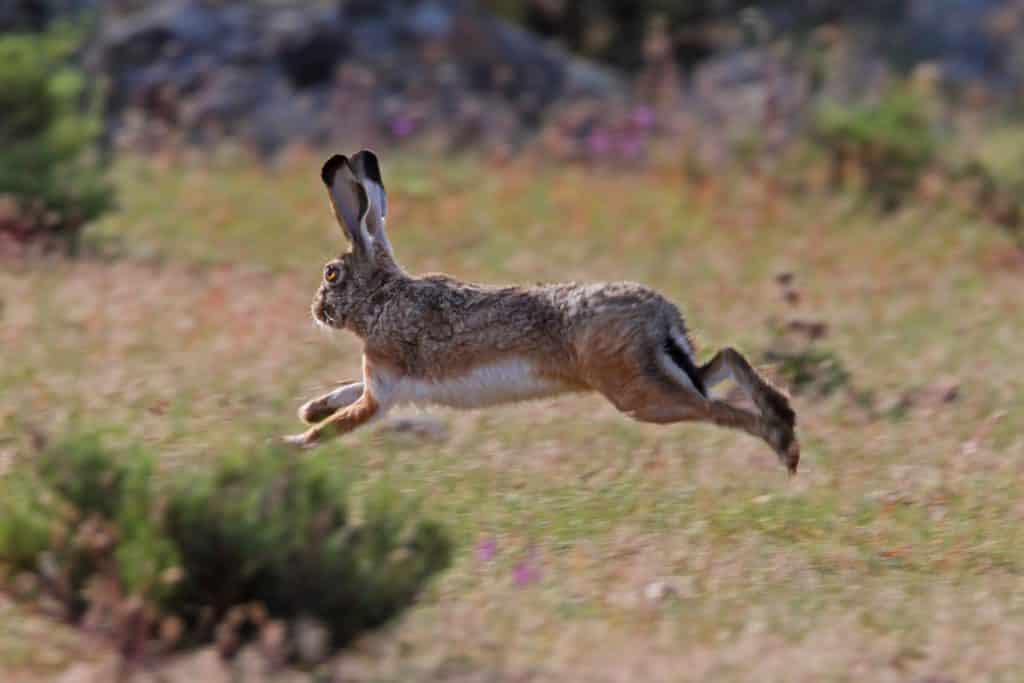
top-left (312, 150), bottom-right (398, 330)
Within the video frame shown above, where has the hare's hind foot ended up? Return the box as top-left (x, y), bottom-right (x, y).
top-left (760, 388), bottom-right (799, 474)
top-left (698, 347), bottom-right (799, 473)
top-left (747, 371), bottom-right (798, 473)
top-left (766, 420), bottom-right (800, 475)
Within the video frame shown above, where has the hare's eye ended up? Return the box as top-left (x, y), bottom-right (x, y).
top-left (324, 265), bottom-right (340, 283)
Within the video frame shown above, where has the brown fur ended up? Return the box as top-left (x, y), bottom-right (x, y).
top-left (284, 151), bottom-right (799, 473)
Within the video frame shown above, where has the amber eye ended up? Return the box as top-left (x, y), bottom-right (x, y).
top-left (324, 265), bottom-right (340, 283)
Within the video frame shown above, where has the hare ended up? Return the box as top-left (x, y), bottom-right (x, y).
top-left (283, 151), bottom-right (799, 473)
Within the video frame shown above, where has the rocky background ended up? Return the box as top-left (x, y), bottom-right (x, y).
top-left (4, 0), bottom-right (1024, 159)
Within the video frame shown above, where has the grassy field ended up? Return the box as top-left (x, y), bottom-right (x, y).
top-left (2, 151), bottom-right (1023, 681)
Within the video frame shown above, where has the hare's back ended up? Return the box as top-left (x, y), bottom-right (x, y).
top-left (554, 281), bottom-right (691, 340)
top-left (369, 276), bottom-right (578, 376)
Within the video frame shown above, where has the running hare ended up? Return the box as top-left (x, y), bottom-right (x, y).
top-left (284, 151), bottom-right (799, 473)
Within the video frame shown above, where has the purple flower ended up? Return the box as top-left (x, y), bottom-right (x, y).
top-left (390, 115), bottom-right (416, 138)
top-left (631, 106), bottom-right (655, 130)
top-left (513, 551), bottom-right (541, 587)
top-left (476, 537), bottom-right (498, 563)
top-left (587, 128), bottom-right (612, 156)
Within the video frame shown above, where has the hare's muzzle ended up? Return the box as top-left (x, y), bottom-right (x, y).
top-left (311, 289), bottom-right (331, 326)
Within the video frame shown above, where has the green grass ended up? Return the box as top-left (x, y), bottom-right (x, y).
top-left (2, 151), bottom-right (1024, 681)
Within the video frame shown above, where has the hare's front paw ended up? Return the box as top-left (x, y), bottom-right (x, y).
top-left (281, 430), bottom-right (320, 450)
top-left (298, 397), bottom-right (337, 425)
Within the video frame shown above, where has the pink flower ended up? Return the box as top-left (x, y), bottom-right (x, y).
top-left (631, 106), bottom-right (655, 130)
top-left (513, 550), bottom-right (541, 587)
top-left (476, 537), bottom-right (498, 563)
top-left (390, 115), bottom-right (416, 138)
top-left (587, 128), bottom-right (612, 156)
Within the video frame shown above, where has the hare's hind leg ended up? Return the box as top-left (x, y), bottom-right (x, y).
top-left (601, 371), bottom-right (788, 466)
top-left (298, 381), bottom-right (363, 424)
top-left (699, 348), bottom-right (798, 472)
top-left (591, 345), bottom-right (798, 473)
top-left (704, 400), bottom-right (798, 473)
top-left (699, 348), bottom-right (795, 428)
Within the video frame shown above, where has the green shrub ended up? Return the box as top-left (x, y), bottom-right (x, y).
top-left (0, 25), bottom-right (113, 254)
top-left (0, 433), bottom-right (190, 615)
top-left (0, 431), bottom-right (452, 656)
top-left (943, 150), bottom-right (1024, 248)
top-left (763, 346), bottom-right (852, 399)
top-left (815, 88), bottom-right (937, 210)
top-left (165, 450), bottom-right (453, 646)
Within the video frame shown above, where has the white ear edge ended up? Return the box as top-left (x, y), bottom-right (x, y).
top-left (348, 150), bottom-right (395, 260)
top-left (321, 154), bottom-right (372, 252)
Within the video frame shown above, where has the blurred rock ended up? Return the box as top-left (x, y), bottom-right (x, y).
top-left (55, 655), bottom-right (120, 683)
top-left (293, 614), bottom-right (330, 666)
top-left (145, 647), bottom-right (232, 683)
top-left (643, 576), bottom-right (695, 603)
top-left (692, 48), bottom-right (809, 145)
top-left (259, 619), bottom-right (289, 669)
top-left (75, 0), bottom-right (625, 155)
top-left (643, 579), bottom-right (675, 603)
top-left (17, 0), bottom-right (1024, 164)
top-left (234, 644), bottom-right (272, 683)
top-left (1, 0), bottom-right (94, 31)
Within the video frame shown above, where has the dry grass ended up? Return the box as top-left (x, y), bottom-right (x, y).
top-left (2, 151), bottom-right (1023, 681)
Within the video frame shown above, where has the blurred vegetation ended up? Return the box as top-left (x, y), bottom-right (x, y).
top-left (485, 0), bottom-right (754, 68)
top-left (0, 431), bottom-right (451, 659)
top-left (0, 24), bottom-right (112, 254)
top-left (811, 84), bottom-right (1023, 243)
top-left (484, 0), bottom-right (903, 69)
top-left (765, 344), bottom-right (851, 399)
top-left (814, 88), bottom-right (937, 211)
top-left (2, 150), bottom-right (1023, 678)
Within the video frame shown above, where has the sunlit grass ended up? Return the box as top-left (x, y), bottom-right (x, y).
top-left (3, 152), bottom-right (1024, 681)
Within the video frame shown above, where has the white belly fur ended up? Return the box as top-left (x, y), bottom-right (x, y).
top-left (391, 358), bottom-right (571, 409)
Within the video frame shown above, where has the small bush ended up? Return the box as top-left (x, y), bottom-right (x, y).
top-left (815, 88), bottom-right (937, 210)
top-left (949, 160), bottom-right (1023, 248)
top-left (762, 275), bottom-right (879, 418)
top-left (0, 431), bottom-right (452, 658)
top-left (0, 25), bottom-right (113, 254)
top-left (165, 451), bottom-right (452, 647)
top-left (763, 345), bottom-right (857, 399)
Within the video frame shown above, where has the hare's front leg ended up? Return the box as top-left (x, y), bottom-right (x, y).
top-left (283, 357), bottom-right (395, 449)
top-left (298, 381), bottom-right (363, 424)
top-left (283, 389), bottom-right (386, 449)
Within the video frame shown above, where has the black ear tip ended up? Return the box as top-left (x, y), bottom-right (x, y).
top-left (355, 150), bottom-right (383, 185)
top-left (321, 154), bottom-right (348, 186)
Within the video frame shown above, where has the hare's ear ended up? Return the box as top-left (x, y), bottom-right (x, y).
top-left (321, 154), bottom-right (371, 255)
top-left (348, 150), bottom-right (392, 255)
